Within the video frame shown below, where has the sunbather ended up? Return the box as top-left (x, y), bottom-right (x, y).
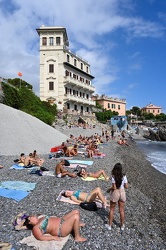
top-left (23, 209), bottom-right (86, 242)
top-left (62, 187), bottom-right (109, 207)
top-left (77, 167), bottom-right (109, 181)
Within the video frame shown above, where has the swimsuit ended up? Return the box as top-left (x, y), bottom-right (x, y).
top-left (58, 217), bottom-right (65, 237)
top-left (73, 190), bottom-right (90, 202)
top-left (73, 190), bottom-right (81, 199)
top-left (56, 173), bottom-right (62, 178)
top-left (40, 215), bottom-right (50, 233)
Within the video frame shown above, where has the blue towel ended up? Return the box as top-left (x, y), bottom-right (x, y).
top-left (69, 160), bottom-right (93, 165)
top-left (10, 164), bottom-right (25, 170)
top-left (0, 181), bottom-right (36, 191)
top-left (0, 188), bottom-right (29, 201)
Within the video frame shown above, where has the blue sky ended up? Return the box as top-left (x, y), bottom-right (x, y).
top-left (0, 0), bottom-right (166, 112)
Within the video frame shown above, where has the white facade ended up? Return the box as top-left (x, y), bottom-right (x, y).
top-left (36, 26), bottom-right (95, 115)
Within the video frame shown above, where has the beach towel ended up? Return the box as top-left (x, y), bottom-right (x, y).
top-left (10, 164), bottom-right (38, 170)
top-left (0, 188), bottom-right (29, 201)
top-left (42, 171), bottom-right (55, 176)
top-left (93, 154), bottom-right (106, 159)
top-left (0, 181), bottom-right (36, 191)
top-left (68, 160), bottom-right (93, 166)
top-left (10, 164), bottom-right (25, 170)
top-left (56, 190), bottom-right (78, 205)
top-left (0, 181), bottom-right (36, 201)
top-left (65, 164), bottom-right (87, 169)
top-left (81, 175), bottom-right (105, 181)
top-left (20, 232), bottom-right (69, 250)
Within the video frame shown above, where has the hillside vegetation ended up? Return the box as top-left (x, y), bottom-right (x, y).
top-left (1, 79), bottom-right (57, 126)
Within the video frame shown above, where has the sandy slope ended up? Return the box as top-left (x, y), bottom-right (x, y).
top-left (0, 104), bottom-right (69, 155)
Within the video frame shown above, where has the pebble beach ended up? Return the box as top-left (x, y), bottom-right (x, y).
top-left (0, 106), bottom-right (166, 249)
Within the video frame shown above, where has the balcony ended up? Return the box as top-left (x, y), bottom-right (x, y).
top-left (64, 76), bottom-right (95, 93)
top-left (64, 94), bottom-right (95, 106)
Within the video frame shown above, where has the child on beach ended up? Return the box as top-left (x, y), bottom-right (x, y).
top-left (106, 163), bottom-right (128, 231)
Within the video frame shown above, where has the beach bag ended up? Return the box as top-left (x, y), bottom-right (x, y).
top-left (64, 160), bottom-right (70, 166)
top-left (13, 212), bottom-right (28, 230)
top-left (80, 202), bottom-right (98, 211)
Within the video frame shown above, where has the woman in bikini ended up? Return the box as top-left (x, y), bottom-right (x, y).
top-left (77, 167), bottom-right (110, 181)
top-left (23, 210), bottom-right (86, 242)
top-left (62, 187), bottom-right (109, 207)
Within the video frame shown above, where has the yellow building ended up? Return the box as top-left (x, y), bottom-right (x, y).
top-left (92, 94), bottom-right (126, 116)
top-left (36, 26), bottom-right (95, 117)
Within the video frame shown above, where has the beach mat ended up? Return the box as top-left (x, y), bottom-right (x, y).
top-left (20, 232), bottom-right (69, 250)
top-left (68, 160), bottom-right (93, 166)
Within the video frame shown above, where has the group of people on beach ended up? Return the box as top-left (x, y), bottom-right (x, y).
top-left (15, 150), bottom-right (45, 167)
top-left (23, 130), bottom-right (129, 243)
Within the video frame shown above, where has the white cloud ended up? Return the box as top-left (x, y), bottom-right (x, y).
top-left (0, 0), bottom-right (165, 98)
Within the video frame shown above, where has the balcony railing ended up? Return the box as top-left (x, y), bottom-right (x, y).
top-left (64, 76), bottom-right (95, 92)
top-left (64, 94), bottom-right (95, 106)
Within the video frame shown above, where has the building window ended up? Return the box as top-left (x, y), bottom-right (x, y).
top-left (108, 103), bottom-right (110, 108)
top-left (118, 105), bottom-right (120, 110)
top-left (86, 66), bottom-right (88, 73)
top-left (86, 94), bottom-right (89, 99)
top-left (42, 37), bottom-right (47, 46)
top-left (74, 104), bottom-right (77, 110)
top-left (158, 110), bottom-right (160, 113)
top-left (49, 37), bottom-right (54, 46)
top-left (153, 110), bottom-right (155, 113)
top-left (74, 59), bottom-right (77, 66)
top-left (81, 63), bottom-right (83, 70)
top-left (56, 37), bottom-right (60, 45)
top-left (66, 70), bottom-right (69, 76)
top-left (49, 64), bottom-right (54, 73)
top-left (67, 54), bottom-right (70, 63)
top-left (86, 107), bottom-right (89, 112)
top-left (49, 82), bottom-right (54, 90)
top-left (65, 87), bottom-right (67, 94)
top-left (112, 104), bottom-right (116, 109)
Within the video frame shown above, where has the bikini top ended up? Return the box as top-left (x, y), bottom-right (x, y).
top-left (73, 190), bottom-right (80, 199)
top-left (40, 215), bottom-right (50, 233)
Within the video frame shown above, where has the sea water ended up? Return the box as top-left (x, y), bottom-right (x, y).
top-left (136, 140), bottom-right (166, 175)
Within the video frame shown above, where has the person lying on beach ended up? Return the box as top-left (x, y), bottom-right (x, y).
top-left (0, 164), bottom-right (3, 169)
top-left (55, 159), bottom-right (77, 178)
top-left (23, 209), bottom-right (87, 242)
top-left (77, 167), bottom-right (110, 181)
top-left (62, 187), bottom-right (109, 207)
